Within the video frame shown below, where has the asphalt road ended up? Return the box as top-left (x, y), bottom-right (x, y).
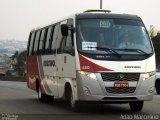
top-left (0, 81), bottom-right (160, 120)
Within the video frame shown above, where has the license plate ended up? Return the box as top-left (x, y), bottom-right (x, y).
top-left (114, 82), bottom-right (129, 88)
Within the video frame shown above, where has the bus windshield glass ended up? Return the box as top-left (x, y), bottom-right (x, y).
top-left (76, 19), bottom-right (153, 57)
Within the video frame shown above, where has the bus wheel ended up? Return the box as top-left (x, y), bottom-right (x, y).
top-left (70, 91), bottom-right (79, 111)
top-left (66, 85), bottom-right (79, 111)
top-left (129, 101), bottom-right (144, 111)
top-left (155, 80), bottom-right (160, 94)
top-left (37, 85), bottom-right (53, 102)
top-left (38, 86), bottom-right (45, 102)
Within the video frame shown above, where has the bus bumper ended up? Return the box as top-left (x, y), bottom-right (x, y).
top-left (76, 72), bottom-right (155, 102)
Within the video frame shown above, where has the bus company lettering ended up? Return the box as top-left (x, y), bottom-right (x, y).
top-left (43, 60), bottom-right (55, 67)
top-left (124, 66), bottom-right (141, 68)
top-left (82, 66), bottom-right (90, 70)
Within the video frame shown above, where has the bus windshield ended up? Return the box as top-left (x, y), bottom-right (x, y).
top-left (76, 19), bottom-right (153, 56)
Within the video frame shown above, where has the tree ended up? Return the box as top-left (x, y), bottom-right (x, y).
top-left (11, 51), bottom-right (19, 59)
top-left (152, 33), bottom-right (160, 67)
top-left (149, 25), bottom-right (158, 38)
top-left (11, 50), bottom-right (27, 76)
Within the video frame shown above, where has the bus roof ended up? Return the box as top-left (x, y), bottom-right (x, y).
top-left (30, 14), bottom-right (75, 32)
top-left (76, 12), bottom-right (141, 21)
top-left (30, 9), bottom-right (142, 32)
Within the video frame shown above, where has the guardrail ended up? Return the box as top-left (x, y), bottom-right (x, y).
top-left (0, 76), bottom-right (26, 82)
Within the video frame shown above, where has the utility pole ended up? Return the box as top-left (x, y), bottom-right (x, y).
top-left (100, 0), bottom-right (102, 9)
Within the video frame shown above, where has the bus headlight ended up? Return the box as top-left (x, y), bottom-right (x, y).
top-left (143, 71), bottom-right (155, 80)
top-left (79, 71), bottom-right (97, 80)
top-left (88, 73), bottom-right (97, 80)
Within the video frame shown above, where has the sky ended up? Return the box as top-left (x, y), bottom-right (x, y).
top-left (0, 0), bottom-right (160, 41)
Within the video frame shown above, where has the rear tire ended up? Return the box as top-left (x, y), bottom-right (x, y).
top-left (37, 84), bottom-right (53, 102)
top-left (129, 101), bottom-right (144, 112)
top-left (155, 80), bottom-right (160, 94)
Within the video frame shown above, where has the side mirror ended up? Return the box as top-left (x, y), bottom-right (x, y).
top-left (61, 24), bottom-right (68, 36)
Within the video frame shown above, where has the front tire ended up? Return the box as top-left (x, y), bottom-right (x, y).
top-left (129, 101), bottom-right (144, 112)
top-left (66, 85), bottom-right (79, 111)
top-left (70, 91), bottom-right (79, 111)
top-left (155, 80), bottom-right (160, 94)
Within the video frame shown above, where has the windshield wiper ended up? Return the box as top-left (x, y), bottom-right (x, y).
top-left (87, 47), bottom-right (121, 58)
top-left (118, 48), bottom-right (149, 57)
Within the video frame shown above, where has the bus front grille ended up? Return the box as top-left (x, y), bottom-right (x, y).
top-left (101, 73), bottom-right (140, 82)
top-left (105, 87), bottom-right (136, 94)
top-left (101, 73), bottom-right (139, 94)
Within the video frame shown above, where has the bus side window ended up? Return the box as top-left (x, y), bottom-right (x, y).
top-left (42, 28), bottom-right (48, 55)
top-left (29, 32), bottom-right (35, 56)
top-left (33, 30), bottom-right (41, 55)
top-left (63, 29), bottom-right (75, 56)
top-left (44, 26), bottom-right (53, 54)
top-left (56, 24), bottom-right (63, 54)
top-left (51, 24), bottom-right (60, 54)
top-left (66, 31), bottom-right (72, 47)
top-left (38, 29), bottom-right (46, 55)
top-left (27, 33), bottom-right (32, 56)
top-left (49, 26), bottom-right (55, 53)
top-left (63, 19), bottom-right (74, 55)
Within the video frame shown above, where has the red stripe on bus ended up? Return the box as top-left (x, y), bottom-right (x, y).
top-left (26, 56), bottom-right (45, 94)
top-left (79, 54), bottom-right (112, 72)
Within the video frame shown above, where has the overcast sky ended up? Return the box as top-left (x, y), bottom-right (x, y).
top-left (0, 0), bottom-right (160, 41)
